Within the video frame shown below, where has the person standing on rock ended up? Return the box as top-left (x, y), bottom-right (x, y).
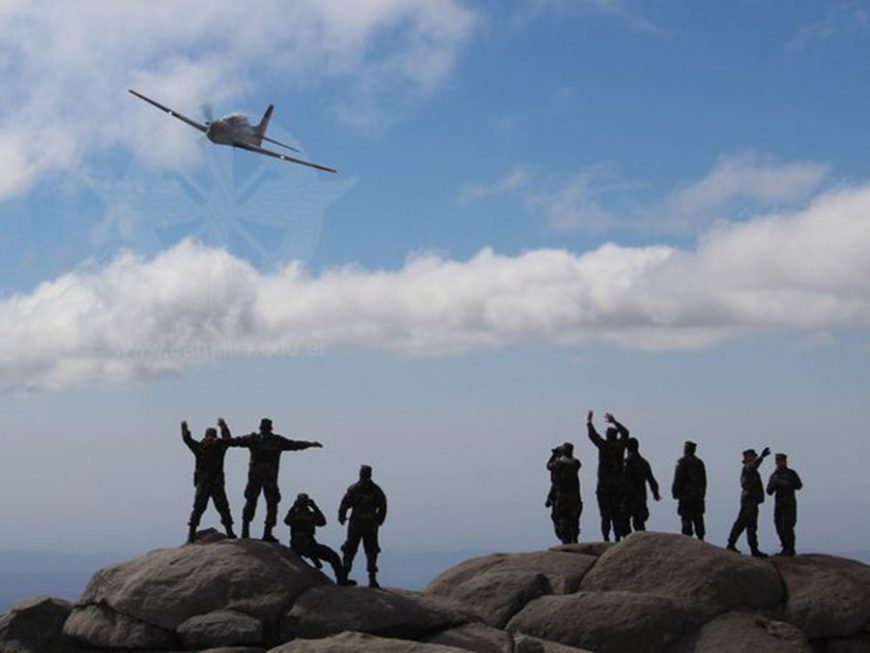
top-left (546, 442), bottom-right (582, 544)
top-left (339, 464), bottom-right (387, 588)
top-left (766, 453), bottom-right (802, 556)
top-left (726, 446), bottom-right (771, 557)
top-left (587, 411), bottom-right (630, 541)
top-left (181, 418), bottom-right (238, 543)
top-left (227, 418), bottom-right (323, 542)
top-left (671, 441), bottom-right (707, 540)
top-left (285, 493), bottom-right (352, 585)
top-left (620, 437), bottom-right (661, 535)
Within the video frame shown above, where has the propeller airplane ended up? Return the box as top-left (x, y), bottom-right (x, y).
top-left (129, 89), bottom-right (337, 173)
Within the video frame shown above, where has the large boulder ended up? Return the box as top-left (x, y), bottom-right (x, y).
top-left (668, 611), bottom-right (811, 653)
top-left (267, 631), bottom-right (467, 652)
top-left (63, 603), bottom-right (178, 649)
top-left (817, 633), bottom-right (870, 653)
top-left (0, 596), bottom-right (73, 653)
top-left (773, 555), bottom-right (870, 638)
top-left (426, 550), bottom-right (597, 626)
top-left (425, 622), bottom-right (515, 652)
top-left (178, 609), bottom-right (265, 648)
top-left (281, 586), bottom-right (475, 641)
top-left (507, 591), bottom-right (687, 653)
top-left (440, 570), bottom-right (549, 628)
top-left (549, 542), bottom-right (613, 557)
top-left (64, 539), bottom-right (327, 650)
top-left (580, 532), bottom-right (783, 625)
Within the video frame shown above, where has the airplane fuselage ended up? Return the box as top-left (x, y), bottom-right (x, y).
top-left (206, 114), bottom-right (258, 147)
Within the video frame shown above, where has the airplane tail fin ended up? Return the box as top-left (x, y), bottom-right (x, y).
top-left (255, 104), bottom-right (274, 140)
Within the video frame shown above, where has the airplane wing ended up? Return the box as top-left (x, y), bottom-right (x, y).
top-left (128, 89), bottom-right (208, 134)
top-left (261, 135), bottom-right (301, 153)
top-left (233, 141), bottom-right (337, 173)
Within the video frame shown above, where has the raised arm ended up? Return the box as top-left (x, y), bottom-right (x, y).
top-left (586, 411), bottom-right (604, 448)
top-left (218, 418), bottom-right (232, 440)
top-left (606, 413), bottom-right (630, 440)
top-left (311, 501), bottom-right (327, 527)
top-left (753, 447), bottom-right (771, 470)
top-left (181, 420), bottom-right (198, 453)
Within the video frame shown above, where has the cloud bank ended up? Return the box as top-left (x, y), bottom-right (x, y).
top-left (3, 183), bottom-right (870, 391)
top-left (0, 0), bottom-right (476, 197)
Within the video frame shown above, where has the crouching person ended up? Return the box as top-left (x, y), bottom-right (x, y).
top-left (285, 493), bottom-right (351, 585)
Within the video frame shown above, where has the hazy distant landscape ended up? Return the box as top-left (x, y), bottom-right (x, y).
top-left (0, 548), bottom-right (484, 612)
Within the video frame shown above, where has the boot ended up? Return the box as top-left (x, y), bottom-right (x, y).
top-left (368, 571), bottom-right (380, 589)
top-left (750, 548), bottom-right (768, 558)
top-left (224, 524), bottom-right (237, 539)
top-left (262, 525), bottom-right (279, 544)
top-left (187, 524), bottom-right (197, 545)
top-left (725, 543), bottom-right (741, 553)
top-left (241, 520), bottom-right (250, 539)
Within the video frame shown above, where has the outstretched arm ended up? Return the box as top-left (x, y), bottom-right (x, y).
top-left (279, 436), bottom-right (324, 452)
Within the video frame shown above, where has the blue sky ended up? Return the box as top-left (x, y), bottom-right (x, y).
top-left (0, 1), bottom-right (869, 556)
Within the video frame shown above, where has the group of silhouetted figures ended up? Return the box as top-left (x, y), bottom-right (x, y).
top-left (181, 418), bottom-right (386, 587)
top-left (546, 411), bottom-right (803, 557)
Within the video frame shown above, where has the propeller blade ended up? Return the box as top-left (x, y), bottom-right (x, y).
top-left (201, 103), bottom-right (214, 124)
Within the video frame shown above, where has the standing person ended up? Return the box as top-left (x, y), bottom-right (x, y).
top-left (284, 493), bottom-right (350, 584)
top-left (767, 453), bottom-right (803, 556)
top-left (726, 447), bottom-right (771, 557)
top-left (339, 465), bottom-right (387, 589)
top-left (227, 418), bottom-right (323, 542)
top-left (546, 442), bottom-right (582, 544)
top-left (181, 418), bottom-right (237, 544)
top-left (586, 411), bottom-right (630, 541)
top-left (621, 437), bottom-right (661, 534)
top-left (672, 441), bottom-right (707, 540)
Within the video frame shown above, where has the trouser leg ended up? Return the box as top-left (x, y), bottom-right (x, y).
top-left (211, 484), bottom-right (236, 537)
top-left (262, 480), bottom-right (281, 541)
top-left (188, 484), bottom-right (209, 542)
top-left (242, 477), bottom-right (262, 537)
top-left (342, 523), bottom-right (362, 575)
top-left (694, 514), bottom-right (705, 540)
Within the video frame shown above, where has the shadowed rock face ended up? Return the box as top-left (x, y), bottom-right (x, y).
top-left (507, 591), bottom-right (687, 653)
top-left (281, 585), bottom-right (476, 641)
top-left (772, 554), bottom-right (870, 639)
top-left (267, 630), bottom-right (467, 652)
top-left (0, 596), bottom-right (72, 653)
top-left (63, 539), bottom-right (328, 650)
top-left (667, 611), bottom-right (811, 653)
top-left (580, 531), bottom-right (784, 626)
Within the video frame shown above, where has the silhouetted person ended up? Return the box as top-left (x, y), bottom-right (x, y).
top-left (620, 437), bottom-right (661, 535)
top-left (587, 411), bottom-right (630, 541)
top-left (339, 465), bottom-right (387, 588)
top-left (546, 442), bottom-right (582, 544)
top-left (767, 453), bottom-right (802, 556)
top-left (727, 447), bottom-right (770, 557)
top-left (285, 493), bottom-right (351, 585)
top-left (545, 445), bottom-right (561, 535)
top-left (181, 418), bottom-right (237, 543)
top-left (227, 418), bottom-right (323, 542)
top-left (672, 440), bottom-right (707, 540)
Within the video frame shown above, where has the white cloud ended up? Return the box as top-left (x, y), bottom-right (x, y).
top-left (3, 182), bottom-right (870, 392)
top-left (511, 153), bottom-right (829, 234)
top-left (786, 2), bottom-right (869, 52)
top-left (0, 1), bottom-right (477, 198)
top-left (459, 165), bottom-right (530, 204)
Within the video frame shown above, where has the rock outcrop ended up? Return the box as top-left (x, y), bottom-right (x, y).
top-left (1, 531), bottom-right (868, 652)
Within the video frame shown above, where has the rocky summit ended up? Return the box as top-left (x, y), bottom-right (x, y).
top-left (1, 532), bottom-right (869, 652)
